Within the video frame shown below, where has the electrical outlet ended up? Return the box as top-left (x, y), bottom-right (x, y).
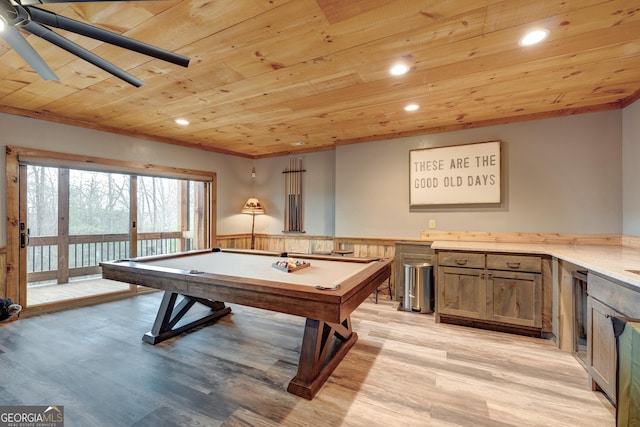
top-left (429, 219), bottom-right (437, 229)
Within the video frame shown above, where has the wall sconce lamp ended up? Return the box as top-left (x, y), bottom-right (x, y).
top-left (241, 197), bottom-right (265, 250)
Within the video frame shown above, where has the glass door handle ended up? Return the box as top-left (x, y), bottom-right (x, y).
top-left (20, 224), bottom-right (30, 248)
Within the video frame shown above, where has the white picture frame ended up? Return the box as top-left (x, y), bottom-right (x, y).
top-left (409, 141), bottom-right (501, 206)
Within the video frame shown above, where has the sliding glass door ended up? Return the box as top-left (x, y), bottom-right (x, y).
top-left (23, 166), bottom-right (209, 307)
top-left (25, 166), bottom-right (132, 305)
top-left (136, 176), bottom-right (207, 256)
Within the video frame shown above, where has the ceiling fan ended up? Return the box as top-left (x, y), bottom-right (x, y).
top-left (0, 0), bottom-right (190, 87)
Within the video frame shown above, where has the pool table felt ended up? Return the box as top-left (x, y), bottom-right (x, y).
top-left (143, 251), bottom-right (371, 289)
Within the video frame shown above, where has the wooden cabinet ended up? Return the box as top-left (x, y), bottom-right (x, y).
top-left (437, 251), bottom-right (543, 334)
top-left (587, 296), bottom-right (619, 402)
top-left (488, 269), bottom-right (542, 328)
top-left (394, 241), bottom-right (436, 303)
top-left (438, 265), bottom-right (485, 319)
top-left (586, 272), bottom-right (640, 404)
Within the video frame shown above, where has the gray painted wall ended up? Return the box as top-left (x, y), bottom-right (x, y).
top-left (0, 113), bottom-right (252, 245)
top-left (0, 113), bottom-right (337, 245)
top-left (623, 100), bottom-right (640, 236)
top-left (334, 110), bottom-right (623, 238)
top-left (1, 102), bottom-right (637, 245)
top-left (251, 152), bottom-right (336, 237)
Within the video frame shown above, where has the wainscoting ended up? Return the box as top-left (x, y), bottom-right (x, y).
top-left (215, 234), bottom-right (399, 257)
top-left (0, 247), bottom-right (6, 299)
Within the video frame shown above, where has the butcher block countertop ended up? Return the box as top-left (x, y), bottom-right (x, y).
top-left (431, 241), bottom-right (640, 290)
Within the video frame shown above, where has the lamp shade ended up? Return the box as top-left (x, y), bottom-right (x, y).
top-left (241, 197), bottom-right (265, 214)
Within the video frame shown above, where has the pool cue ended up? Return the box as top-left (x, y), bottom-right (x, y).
top-left (284, 160), bottom-right (288, 231)
top-left (298, 157), bottom-right (302, 231)
top-left (289, 159), bottom-right (295, 230)
top-left (294, 157), bottom-right (299, 232)
top-left (295, 158), bottom-right (300, 231)
top-left (292, 158), bottom-right (296, 231)
top-left (289, 158), bottom-right (293, 231)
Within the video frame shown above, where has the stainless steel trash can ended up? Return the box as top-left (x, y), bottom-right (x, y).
top-left (403, 262), bottom-right (433, 313)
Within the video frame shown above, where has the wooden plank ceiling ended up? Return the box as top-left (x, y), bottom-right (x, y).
top-left (1, 0), bottom-right (639, 158)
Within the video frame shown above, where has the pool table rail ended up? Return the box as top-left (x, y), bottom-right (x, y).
top-left (100, 248), bottom-right (391, 324)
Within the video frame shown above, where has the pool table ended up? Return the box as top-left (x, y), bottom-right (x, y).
top-left (100, 248), bottom-right (392, 399)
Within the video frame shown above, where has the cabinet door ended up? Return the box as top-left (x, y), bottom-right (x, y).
top-left (487, 270), bottom-right (542, 328)
top-left (437, 266), bottom-right (485, 320)
top-left (587, 296), bottom-right (619, 403)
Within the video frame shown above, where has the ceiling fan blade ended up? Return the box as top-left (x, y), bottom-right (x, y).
top-left (18, 0), bottom-right (151, 5)
top-left (0, 26), bottom-right (58, 80)
top-left (21, 21), bottom-right (144, 87)
top-left (27, 7), bottom-right (190, 67)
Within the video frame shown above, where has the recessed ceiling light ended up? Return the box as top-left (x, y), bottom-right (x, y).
top-left (292, 141), bottom-right (305, 146)
top-left (389, 63), bottom-right (410, 76)
top-left (404, 104), bottom-right (419, 111)
top-left (175, 118), bottom-right (189, 125)
top-left (0, 19), bottom-right (5, 32)
top-left (519, 29), bottom-right (549, 46)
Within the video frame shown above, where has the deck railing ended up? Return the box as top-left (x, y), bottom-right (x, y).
top-left (27, 232), bottom-right (190, 284)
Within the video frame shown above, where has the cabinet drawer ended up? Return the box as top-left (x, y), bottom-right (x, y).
top-left (438, 252), bottom-right (485, 268)
top-left (486, 254), bottom-right (541, 273)
top-left (588, 272), bottom-right (640, 317)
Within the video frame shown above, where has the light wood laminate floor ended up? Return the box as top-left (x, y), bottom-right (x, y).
top-left (27, 278), bottom-right (132, 306)
top-left (0, 293), bottom-right (614, 426)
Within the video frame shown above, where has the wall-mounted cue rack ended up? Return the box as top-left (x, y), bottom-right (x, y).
top-left (283, 158), bottom-right (305, 232)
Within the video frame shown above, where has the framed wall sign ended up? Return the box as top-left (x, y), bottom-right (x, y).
top-left (409, 141), bottom-right (501, 206)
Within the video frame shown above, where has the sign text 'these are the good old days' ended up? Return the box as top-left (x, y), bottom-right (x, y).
top-left (409, 141), bottom-right (501, 206)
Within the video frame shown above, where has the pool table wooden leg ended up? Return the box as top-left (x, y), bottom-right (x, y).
top-left (142, 291), bottom-right (231, 345)
top-left (287, 316), bottom-right (358, 399)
